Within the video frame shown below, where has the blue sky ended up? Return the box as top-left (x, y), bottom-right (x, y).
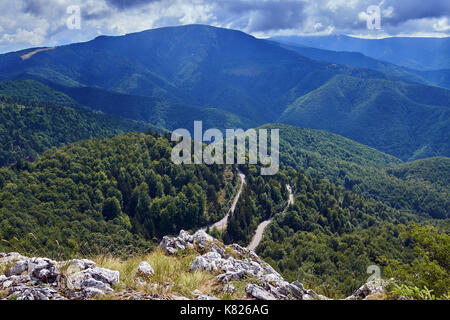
top-left (0, 0), bottom-right (449, 53)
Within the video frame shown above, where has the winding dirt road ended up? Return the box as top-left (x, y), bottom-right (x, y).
top-left (202, 169), bottom-right (246, 231)
top-left (247, 184), bottom-right (294, 251)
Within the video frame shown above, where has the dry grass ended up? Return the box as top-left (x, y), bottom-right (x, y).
top-left (0, 262), bottom-right (13, 276)
top-left (92, 248), bottom-right (220, 299)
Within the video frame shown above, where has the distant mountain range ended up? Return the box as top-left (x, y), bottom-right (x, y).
top-left (271, 35), bottom-right (450, 71)
top-left (0, 25), bottom-right (448, 301)
top-left (0, 24), bottom-right (448, 161)
top-left (279, 75), bottom-right (450, 161)
top-left (270, 40), bottom-right (450, 90)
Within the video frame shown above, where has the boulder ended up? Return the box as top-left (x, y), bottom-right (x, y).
top-left (136, 261), bottom-right (154, 278)
top-left (0, 274), bottom-right (31, 290)
top-left (6, 257), bottom-right (60, 283)
top-left (246, 284), bottom-right (276, 300)
top-left (223, 283), bottom-right (235, 294)
top-left (197, 295), bottom-right (220, 300)
top-left (66, 267), bottom-right (119, 297)
top-left (5, 260), bottom-right (29, 277)
top-left (60, 259), bottom-right (96, 275)
top-left (192, 230), bottom-right (214, 248)
top-left (27, 257), bottom-right (60, 283)
top-left (7, 285), bottom-right (66, 300)
top-left (159, 230), bottom-right (215, 255)
top-left (345, 280), bottom-right (387, 300)
top-left (0, 252), bottom-right (28, 267)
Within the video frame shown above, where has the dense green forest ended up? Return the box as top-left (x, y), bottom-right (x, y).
top-left (256, 170), bottom-right (449, 298)
top-left (263, 124), bottom-right (449, 219)
top-left (0, 92), bottom-right (160, 166)
top-left (0, 132), bottom-right (239, 258)
top-left (279, 75), bottom-right (450, 161)
top-left (223, 165), bottom-right (289, 246)
top-left (0, 124), bottom-right (447, 298)
top-left (2, 25), bottom-right (448, 161)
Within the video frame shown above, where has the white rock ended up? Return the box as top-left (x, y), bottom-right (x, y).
top-left (223, 284), bottom-right (235, 294)
top-left (197, 295), bottom-right (220, 300)
top-left (136, 261), bottom-right (154, 277)
top-left (61, 259), bottom-right (96, 275)
top-left (8, 285), bottom-right (66, 300)
top-left (0, 252), bottom-right (28, 267)
top-left (5, 260), bottom-right (29, 277)
top-left (66, 267), bottom-right (119, 295)
top-left (246, 284), bottom-right (276, 300)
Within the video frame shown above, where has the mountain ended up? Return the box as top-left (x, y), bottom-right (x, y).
top-left (44, 84), bottom-right (258, 132)
top-left (0, 132), bottom-right (238, 257)
top-left (0, 79), bottom-right (79, 107)
top-left (270, 41), bottom-right (450, 89)
top-left (0, 25), bottom-right (403, 124)
top-left (271, 35), bottom-right (450, 70)
top-left (387, 157), bottom-right (450, 191)
top-left (263, 124), bottom-right (449, 219)
top-left (0, 129), bottom-right (447, 299)
top-left (5, 227), bottom-right (445, 301)
top-left (279, 75), bottom-right (450, 161)
top-left (0, 80), bottom-right (157, 166)
top-left (0, 25), bottom-right (448, 161)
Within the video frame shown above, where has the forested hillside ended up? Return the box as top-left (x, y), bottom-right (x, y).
top-left (0, 95), bottom-right (154, 166)
top-left (261, 124), bottom-right (449, 219)
top-left (1, 25), bottom-right (448, 161)
top-left (279, 75), bottom-right (450, 161)
top-left (0, 132), bottom-right (239, 257)
top-left (271, 41), bottom-right (450, 89)
top-left (271, 35), bottom-right (450, 70)
top-left (255, 170), bottom-right (449, 298)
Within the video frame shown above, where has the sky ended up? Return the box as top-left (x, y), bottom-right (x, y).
top-left (0, 0), bottom-right (449, 53)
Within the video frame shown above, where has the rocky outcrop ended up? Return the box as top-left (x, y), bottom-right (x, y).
top-left (345, 280), bottom-right (388, 300)
top-left (160, 230), bottom-right (328, 300)
top-left (1, 231), bottom-right (391, 301)
top-left (137, 261), bottom-right (155, 278)
top-left (65, 266), bottom-right (120, 299)
top-left (0, 254), bottom-right (119, 300)
top-left (159, 230), bottom-right (213, 255)
top-left (0, 252), bottom-right (28, 266)
top-left (8, 285), bottom-right (67, 300)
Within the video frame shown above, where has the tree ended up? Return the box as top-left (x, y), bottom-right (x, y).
top-left (102, 197), bottom-right (121, 220)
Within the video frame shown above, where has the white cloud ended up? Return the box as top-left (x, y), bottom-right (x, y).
top-left (433, 17), bottom-right (450, 32)
top-left (0, 0), bottom-right (449, 53)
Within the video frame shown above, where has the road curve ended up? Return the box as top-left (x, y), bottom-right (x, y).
top-left (202, 169), bottom-right (246, 231)
top-left (247, 184), bottom-right (293, 251)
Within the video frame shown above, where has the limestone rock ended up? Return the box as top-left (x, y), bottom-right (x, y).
top-left (197, 294), bottom-right (220, 300)
top-left (136, 261), bottom-right (154, 278)
top-left (346, 280), bottom-right (388, 300)
top-left (60, 259), bottom-right (96, 275)
top-left (159, 229), bottom-right (215, 255)
top-left (27, 258), bottom-right (60, 283)
top-left (5, 260), bottom-right (29, 277)
top-left (223, 283), bottom-right (235, 294)
top-left (0, 252), bottom-right (28, 267)
top-left (7, 285), bottom-right (67, 300)
top-left (66, 267), bottom-right (119, 297)
top-left (0, 274), bottom-right (31, 290)
top-left (246, 284), bottom-right (276, 300)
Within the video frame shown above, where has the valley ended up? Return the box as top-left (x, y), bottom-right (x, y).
top-left (247, 184), bottom-right (294, 251)
top-left (0, 24), bottom-right (448, 301)
top-left (204, 170), bottom-right (246, 231)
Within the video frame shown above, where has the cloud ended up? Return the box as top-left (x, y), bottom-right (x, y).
top-left (0, 0), bottom-right (449, 53)
top-left (104, 0), bottom-right (162, 10)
